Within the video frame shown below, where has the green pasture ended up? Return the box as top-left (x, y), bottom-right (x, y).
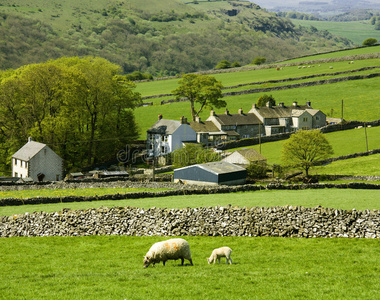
top-left (1, 188), bottom-right (379, 217)
top-left (0, 187), bottom-right (170, 200)
top-left (135, 75), bottom-right (380, 139)
top-left (136, 56), bottom-right (380, 97)
top-left (1, 235), bottom-right (378, 299)
top-left (291, 19), bottom-right (380, 46)
top-left (230, 126), bottom-right (380, 165)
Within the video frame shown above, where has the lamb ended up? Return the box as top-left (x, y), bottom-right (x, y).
top-left (207, 247), bottom-right (233, 265)
top-left (143, 238), bottom-right (193, 268)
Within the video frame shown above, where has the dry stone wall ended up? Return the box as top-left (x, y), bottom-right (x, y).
top-left (1, 205), bottom-right (379, 239)
top-left (0, 182), bottom-right (379, 239)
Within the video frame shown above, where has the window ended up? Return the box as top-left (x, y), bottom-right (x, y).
top-left (161, 146), bottom-right (166, 153)
top-left (316, 116), bottom-right (320, 120)
top-left (303, 117), bottom-right (308, 122)
top-left (15, 172), bottom-right (18, 177)
top-left (14, 158), bottom-right (17, 166)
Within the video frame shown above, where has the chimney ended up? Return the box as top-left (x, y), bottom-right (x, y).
top-left (180, 116), bottom-right (187, 124)
top-left (238, 108), bottom-right (243, 114)
top-left (195, 116), bottom-right (201, 123)
top-left (293, 101), bottom-right (298, 107)
top-left (224, 109), bottom-right (229, 115)
top-left (210, 109), bottom-right (216, 116)
top-left (158, 114), bottom-right (163, 120)
top-left (306, 101), bottom-right (311, 107)
top-left (266, 102), bottom-right (272, 108)
top-left (252, 103), bottom-right (257, 109)
top-left (28, 137), bottom-right (33, 143)
top-left (278, 102), bottom-right (284, 108)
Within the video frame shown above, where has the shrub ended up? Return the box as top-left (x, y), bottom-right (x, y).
top-left (215, 59), bottom-right (231, 69)
top-left (362, 38), bottom-right (378, 46)
top-left (252, 57), bottom-right (266, 65)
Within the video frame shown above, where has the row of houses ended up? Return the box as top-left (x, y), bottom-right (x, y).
top-left (147, 101), bottom-right (326, 158)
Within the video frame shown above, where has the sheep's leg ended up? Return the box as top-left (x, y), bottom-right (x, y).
top-left (189, 258), bottom-right (193, 266)
top-left (218, 257), bottom-right (221, 264)
top-left (181, 258), bottom-right (184, 265)
top-left (163, 261), bottom-right (166, 266)
top-left (229, 257), bottom-right (233, 264)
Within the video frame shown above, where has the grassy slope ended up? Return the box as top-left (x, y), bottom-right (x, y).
top-left (1, 236), bottom-right (379, 299)
top-left (229, 126), bottom-right (380, 165)
top-left (291, 19), bottom-right (380, 45)
top-left (1, 189), bottom-right (379, 216)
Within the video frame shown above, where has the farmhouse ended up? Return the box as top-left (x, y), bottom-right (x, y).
top-left (12, 138), bottom-right (63, 181)
top-left (223, 148), bottom-right (266, 167)
top-left (206, 108), bottom-right (263, 140)
top-left (173, 161), bottom-right (247, 185)
top-left (249, 101), bottom-right (326, 136)
top-left (146, 115), bottom-right (197, 158)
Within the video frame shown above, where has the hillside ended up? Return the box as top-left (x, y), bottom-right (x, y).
top-left (0, 0), bottom-right (353, 75)
top-left (134, 47), bottom-right (380, 138)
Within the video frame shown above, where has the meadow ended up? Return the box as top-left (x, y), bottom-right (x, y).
top-left (1, 235), bottom-right (379, 299)
top-left (291, 19), bottom-right (380, 46)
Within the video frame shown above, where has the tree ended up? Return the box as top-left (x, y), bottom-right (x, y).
top-left (281, 130), bottom-right (333, 177)
top-left (172, 73), bottom-right (226, 121)
top-left (363, 38), bottom-right (378, 46)
top-left (246, 161), bottom-right (268, 180)
top-left (171, 144), bottom-right (219, 169)
top-left (252, 57), bottom-right (266, 65)
top-left (0, 56), bottom-right (141, 172)
top-left (257, 94), bottom-right (275, 107)
top-left (215, 59), bottom-right (231, 69)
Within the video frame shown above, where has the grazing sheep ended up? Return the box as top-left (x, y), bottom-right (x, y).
top-left (207, 247), bottom-right (233, 265)
top-left (143, 238), bottom-right (193, 268)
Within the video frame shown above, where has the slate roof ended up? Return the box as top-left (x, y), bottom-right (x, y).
top-left (189, 120), bottom-right (220, 133)
top-left (249, 104), bottom-right (310, 119)
top-left (212, 113), bottom-right (262, 126)
top-left (147, 119), bottom-right (182, 135)
top-left (12, 141), bottom-right (47, 161)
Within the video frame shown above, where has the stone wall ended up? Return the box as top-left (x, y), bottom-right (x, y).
top-left (1, 204), bottom-right (379, 238)
top-left (0, 182), bottom-right (379, 239)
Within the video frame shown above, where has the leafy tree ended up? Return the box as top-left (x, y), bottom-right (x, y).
top-left (281, 130), bottom-right (334, 177)
top-left (252, 57), bottom-right (266, 65)
top-left (363, 38), bottom-right (378, 46)
top-left (172, 73), bottom-right (226, 121)
top-left (0, 56), bottom-right (141, 172)
top-left (375, 22), bottom-right (380, 31)
top-left (215, 59), bottom-right (231, 69)
top-left (257, 94), bottom-right (276, 107)
top-left (171, 144), bottom-right (219, 169)
top-left (231, 61), bottom-right (241, 68)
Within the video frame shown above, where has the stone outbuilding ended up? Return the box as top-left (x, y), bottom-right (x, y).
top-left (173, 161), bottom-right (247, 185)
top-left (12, 138), bottom-right (63, 181)
top-left (223, 148), bottom-right (267, 167)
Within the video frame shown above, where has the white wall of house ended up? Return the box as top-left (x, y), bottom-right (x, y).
top-left (12, 158), bottom-right (28, 178)
top-left (13, 146), bottom-right (63, 181)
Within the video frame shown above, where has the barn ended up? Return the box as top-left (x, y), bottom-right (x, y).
top-left (173, 161), bottom-right (247, 185)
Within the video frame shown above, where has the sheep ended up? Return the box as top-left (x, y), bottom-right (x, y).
top-left (143, 238), bottom-right (193, 268)
top-left (207, 247), bottom-right (233, 265)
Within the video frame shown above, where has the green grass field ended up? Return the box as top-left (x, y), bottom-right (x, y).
top-left (1, 188), bottom-right (379, 217)
top-left (291, 19), bottom-right (380, 46)
top-left (1, 235), bottom-right (379, 299)
top-left (229, 126), bottom-right (380, 166)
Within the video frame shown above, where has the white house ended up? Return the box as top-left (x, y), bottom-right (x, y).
top-left (12, 138), bottom-right (63, 181)
top-left (146, 115), bottom-right (197, 158)
top-left (223, 148), bottom-right (267, 167)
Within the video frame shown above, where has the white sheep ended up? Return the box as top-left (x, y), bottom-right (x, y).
top-left (207, 247), bottom-right (233, 265)
top-left (143, 238), bottom-right (193, 268)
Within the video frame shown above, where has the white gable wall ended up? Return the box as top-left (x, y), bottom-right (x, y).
top-left (171, 124), bottom-right (197, 151)
top-left (28, 146), bottom-right (63, 181)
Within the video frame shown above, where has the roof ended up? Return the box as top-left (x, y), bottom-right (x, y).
top-left (235, 148), bottom-right (267, 162)
top-left (176, 161), bottom-right (245, 175)
top-left (189, 120), bottom-right (220, 133)
top-left (305, 109), bottom-right (322, 116)
top-left (147, 119), bottom-right (182, 135)
top-left (12, 141), bottom-right (47, 161)
top-left (249, 104), bottom-right (310, 119)
top-left (210, 113), bottom-right (262, 126)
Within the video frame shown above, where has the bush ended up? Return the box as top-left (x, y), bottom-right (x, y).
top-left (215, 59), bottom-right (231, 69)
top-left (362, 38), bottom-right (378, 46)
top-left (252, 57), bottom-right (266, 65)
top-left (246, 162), bottom-right (268, 179)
